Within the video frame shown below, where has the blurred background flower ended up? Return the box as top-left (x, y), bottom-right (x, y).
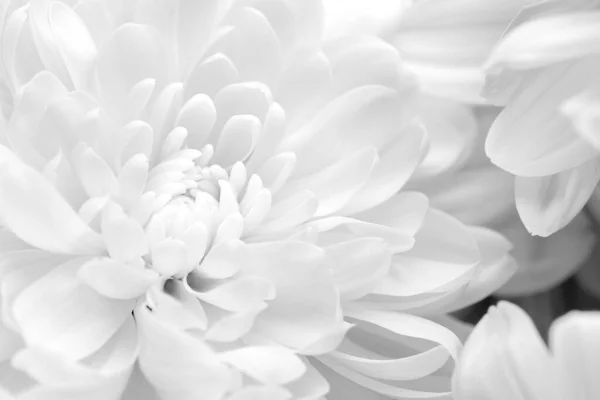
top-left (453, 301), bottom-right (600, 400)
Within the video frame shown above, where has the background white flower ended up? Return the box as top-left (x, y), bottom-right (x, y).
top-left (453, 301), bottom-right (600, 400)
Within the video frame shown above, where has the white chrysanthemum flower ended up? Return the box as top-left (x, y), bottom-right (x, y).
top-left (483, 1), bottom-right (600, 237)
top-left (453, 301), bottom-right (600, 400)
top-left (0, 0), bottom-right (515, 399)
top-left (384, 0), bottom-right (537, 103)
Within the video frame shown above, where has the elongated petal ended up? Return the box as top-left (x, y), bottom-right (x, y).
top-left (485, 59), bottom-right (600, 177)
top-left (49, 1), bottom-right (97, 89)
top-left (97, 23), bottom-right (167, 110)
top-left (372, 208), bottom-right (479, 297)
top-left (515, 158), bottom-right (600, 237)
top-left (326, 342), bottom-right (449, 382)
top-left (0, 146), bottom-right (104, 255)
top-left (339, 123), bottom-right (427, 215)
top-left (77, 257), bottom-right (160, 299)
top-left (326, 238), bottom-right (391, 301)
top-left (190, 275), bottom-right (274, 312)
top-left (280, 85), bottom-right (411, 176)
top-left (486, 12), bottom-right (600, 70)
top-left (278, 147), bottom-right (378, 217)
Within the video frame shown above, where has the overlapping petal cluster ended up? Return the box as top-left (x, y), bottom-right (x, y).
top-left (386, 0), bottom-right (537, 103)
top-left (0, 0), bottom-right (516, 399)
top-left (483, 0), bottom-right (600, 236)
top-left (453, 301), bottom-right (600, 400)
top-left (419, 104), bottom-right (595, 296)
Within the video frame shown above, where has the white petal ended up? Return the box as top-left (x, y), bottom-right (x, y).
top-left (150, 238), bottom-right (188, 277)
top-left (175, 94), bottom-right (216, 150)
top-left (220, 7), bottom-right (282, 84)
top-left (0, 146), bottom-right (104, 255)
top-left (515, 158), bottom-right (600, 237)
top-left (190, 275), bottom-right (274, 312)
top-left (101, 202), bottom-right (149, 262)
top-left (280, 85), bottom-right (411, 176)
top-left (97, 23), bottom-right (167, 114)
top-left (326, 238), bottom-right (391, 301)
top-left (550, 311), bottom-right (600, 398)
top-left (256, 152), bottom-right (296, 194)
top-left (486, 12), bottom-right (600, 70)
top-left (136, 305), bottom-right (232, 400)
top-left (561, 85), bottom-right (600, 151)
top-left (197, 240), bottom-right (245, 279)
top-left (279, 147), bottom-right (378, 217)
top-left (453, 301), bottom-right (567, 400)
top-left (184, 53), bottom-right (238, 99)
top-left (339, 122), bottom-right (427, 215)
top-left (77, 257), bottom-right (159, 299)
top-left (245, 104), bottom-right (287, 172)
top-left (433, 227), bottom-right (517, 313)
top-left (204, 307), bottom-right (266, 343)
top-left (326, 343), bottom-right (449, 382)
top-left (372, 208), bottom-right (480, 297)
top-left (13, 258), bottom-right (134, 361)
top-left (49, 2), bottom-right (97, 89)
top-left (220, 346), bottom-right (306, 385)
top-left (485, 59), bottom-right (600, 177)
top-left (15, 318), bottom-right (137, 400)
top-left (212, 115), bottom-right (261, 168)
top-left (75, 146), bottom-right (118, 198)
top-left (246, 242), bottom-right (343, 353)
